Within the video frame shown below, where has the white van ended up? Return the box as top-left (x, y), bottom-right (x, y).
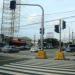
top-left (30, 46), bottom-right (39, 52)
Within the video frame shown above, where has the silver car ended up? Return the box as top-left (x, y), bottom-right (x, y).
top-left (2, 45), bottom-right (19, 53)
top-left (65, 44), bottom-right (75, 52)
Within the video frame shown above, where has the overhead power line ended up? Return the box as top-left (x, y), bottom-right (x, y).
top-left (14, 20), bottom-right (75, 30)
top-left (0, 9), bottom-right (74, 20)
top-left (0, 14), bottom-right (75, 29)
top-left (19, 15), bottom-right (75, 27)
top-left (44, 9), bottom-right (75, 16)
top-left (3, 15), bottom-right (75, 31)
top-left (20, 9), bottom-right (75, 18)
top-left (0, 9), bottom-right (75, 21)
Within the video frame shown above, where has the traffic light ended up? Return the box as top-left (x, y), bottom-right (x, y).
top-left (54, 25), bottom-right (59, 33)
top-left (40, 28), bottom-right (44, 34)
top-left (62, 20), bottom-right (66, 29)
top-left (40, 28), bottom-right (42, 34)
top-left (10, 0), bottom-right (16, 10)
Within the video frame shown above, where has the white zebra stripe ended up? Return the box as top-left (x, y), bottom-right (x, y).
top-left (10, 60), bottom-right (75, 68)
top-left (0, 69), bottom-right (28, 75)
top-left (0, 58), bottom-right (75, 75)
top-left (0, 66), bottom-right (54, 75)
top-left (3, 64), bottom-right (75, 74)
top-left (0, 65), bottom-right (75, 75)
top-left (4, 64), bottom-right (75, 71)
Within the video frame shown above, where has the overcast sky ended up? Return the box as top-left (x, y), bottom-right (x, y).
top-left (0, 0), bottom-right (75, 42)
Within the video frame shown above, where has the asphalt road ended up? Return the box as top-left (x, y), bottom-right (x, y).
top-left (0, 49), bottom-right (75, 64)
top-left (0, 49), bottom-right (75, 75)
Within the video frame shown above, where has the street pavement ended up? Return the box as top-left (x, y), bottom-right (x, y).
top-left (0, 49), bottom-right (75, 75)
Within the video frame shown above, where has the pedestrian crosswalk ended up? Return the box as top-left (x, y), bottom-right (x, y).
top-left (0, 59), bottom-right (75, 75)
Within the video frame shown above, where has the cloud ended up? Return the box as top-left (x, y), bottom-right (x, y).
top-left (27, 14), bottom-right (41, 23)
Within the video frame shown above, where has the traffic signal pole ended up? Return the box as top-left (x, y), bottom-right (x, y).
top-left (16, 4), bottom-right (44, 50)
top-left (16, 4), bottom-right (47, 59)
top-left (10, 1), bottom-right (47, 59)
top-left (55, 19), bottom-right (65, 60)
top-left (59, 19), bottom-right (62, 51)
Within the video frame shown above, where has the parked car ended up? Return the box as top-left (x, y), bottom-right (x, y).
top-left (16, 45), bottom-right (31, 51)
top-left (2, 45), bottom-right (19, 53)
top-left (65, 44), bottom-right (75, 52)
top-left (14, 46), bottom-right (24, 51)
top-left (0, 43), bottom-right (5, 52)
top-left (24, 45), bottom-right (31, 50)
top-left (62, 46), bottom-right (66, 51)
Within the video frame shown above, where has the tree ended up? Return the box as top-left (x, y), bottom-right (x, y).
top-left (38, 38), bottom-right (59, 48)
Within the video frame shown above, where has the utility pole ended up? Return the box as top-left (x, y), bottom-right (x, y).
top-left (69, 27), bottom-right (70, 43)
top-left (34, 35), bottom-right (36, 46)
top-left (72, 31), bottom-right (74, 44)
top-left (1, 0), bottom-right (4, 42)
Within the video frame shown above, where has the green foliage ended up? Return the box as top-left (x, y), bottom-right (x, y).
top-left (38, 38), bottom-right (59, 48)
